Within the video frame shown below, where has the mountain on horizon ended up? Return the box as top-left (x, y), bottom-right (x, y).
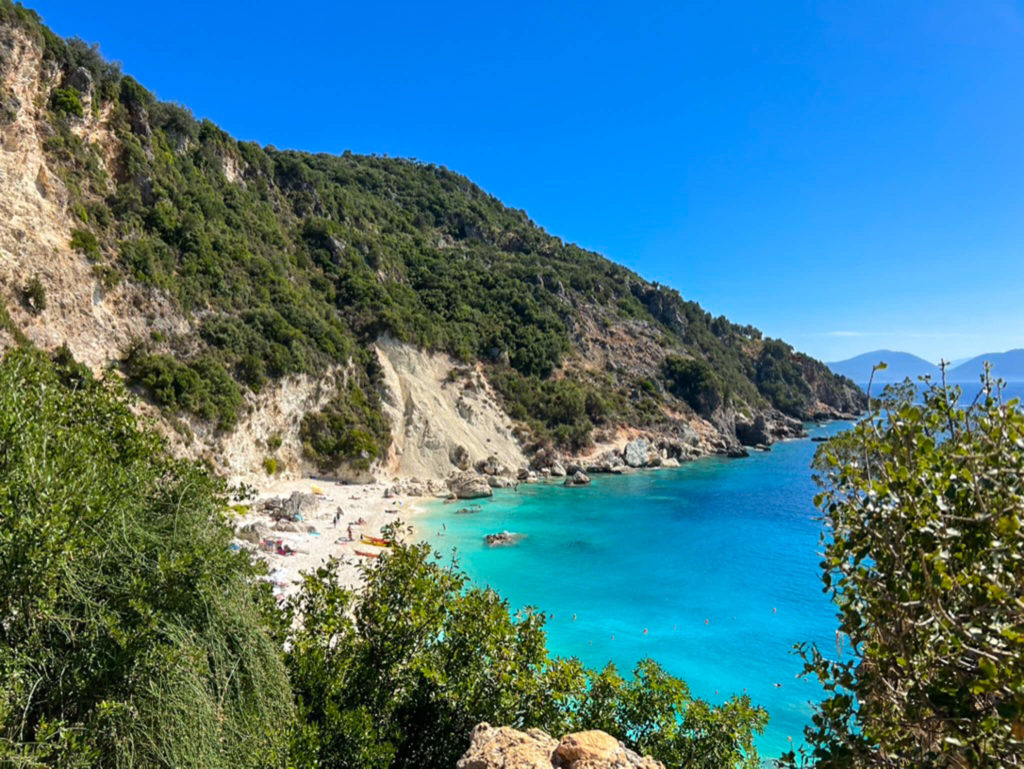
top-left (948, 349), bottom-right (1024, 383)
top-left (827, 350), bottom-right (940, 385)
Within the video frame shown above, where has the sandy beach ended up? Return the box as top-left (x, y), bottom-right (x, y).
top-left (232, 477), bottom-right (433, 599)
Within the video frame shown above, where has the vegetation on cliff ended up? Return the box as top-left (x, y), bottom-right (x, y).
top-left (0, 0), bottom-right (863, 464)
top-left (785, 373), bottom-right (1024, 767)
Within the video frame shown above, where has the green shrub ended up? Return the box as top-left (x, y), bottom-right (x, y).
top-left (263, 456), bottom-right (279, 475)
top-left (300, 372), bottom-right (391, 472)
top-left (286, 535), bottom-right (768, 769)
top-left (662, 355), bottom-right (722, 416)
top-left (788, 375), bottom-right (1024, 767)
top-left (21, 275), bottom-right (46, 314)
top-left (0, 347), bottom-right (293, 768)
top-left (70, 227), bottom-right (101, 260)
top-left (122, 346), bottom-right (243, 430)
top-left (49, 86), bottom-right (83, 117)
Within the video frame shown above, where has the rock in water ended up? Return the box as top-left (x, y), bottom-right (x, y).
top-left (457, 723), bottom-right (664, 769)
top-left (563, 470), bottom-right (591, 487)
top-left (623, 438), bottom-right (649, 468)
top-left (484, 531), bottom-right (523, 547)
top-left (448, 472), bottom-right (493, 499)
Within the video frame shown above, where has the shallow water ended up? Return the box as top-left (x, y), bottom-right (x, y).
top-left (419, 421), bottom-right (855, 761)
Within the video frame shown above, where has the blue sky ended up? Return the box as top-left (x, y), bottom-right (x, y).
top-left (31, 0), bottom-right (1024, 362)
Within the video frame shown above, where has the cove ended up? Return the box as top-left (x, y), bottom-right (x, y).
top-left (418, 420), bottom-right (855, 760)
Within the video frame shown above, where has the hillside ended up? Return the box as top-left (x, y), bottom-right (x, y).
top-left (0, 2), bottom-right (864, 484)
top-left (828, 350), bottom-right (940, 386)
top-left (948, 349), bottom-right (1024, 383)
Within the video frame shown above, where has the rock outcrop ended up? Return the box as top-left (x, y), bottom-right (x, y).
top-left (457, 723), bottom-right (664, 769)
top-left (449, 472), bottom-right (494, 499)
top-left (563, 470), bottom-right (591, 487)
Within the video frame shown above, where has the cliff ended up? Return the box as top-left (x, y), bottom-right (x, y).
top-left (0, 3), bottom-right (865, 486)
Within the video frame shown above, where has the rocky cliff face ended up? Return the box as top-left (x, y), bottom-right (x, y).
top-left (457, 724), bottom-right (663, 769)
top-left (0, 14), bottom-right (865, 489)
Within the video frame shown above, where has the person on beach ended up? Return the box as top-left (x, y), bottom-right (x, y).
top-left (347, 523), bottom-right (354, 541)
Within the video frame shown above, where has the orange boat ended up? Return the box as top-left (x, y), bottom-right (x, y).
top-left (354, 549), bottom-right (380, 559)
top-left (360, 535), bottom-right (388, 547)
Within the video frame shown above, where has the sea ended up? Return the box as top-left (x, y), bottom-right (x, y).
top-left (416, 382), bottom-right (1024, 762)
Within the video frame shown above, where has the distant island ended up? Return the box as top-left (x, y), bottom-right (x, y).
top-left (828, 348), bottom-right (1024, 385)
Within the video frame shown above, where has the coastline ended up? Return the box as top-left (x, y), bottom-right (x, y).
top-left (232, 476), bottom-right (432, 598)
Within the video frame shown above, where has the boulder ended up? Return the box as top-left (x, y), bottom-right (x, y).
top-left (236, 523), bottom-right (268, 544)
top-left (487, 475), bottom-right (514, 489)
top-left (623, 438), bottom-right (649, 468)
top-left (555, 731), bottom-right (620, 764)
top-left (457, 723), bottom-right (556, 769)
top-left (67, 66), bottom-right (93, 95)
top-left (449, 444), bottom-right (471, 471)
top-left (585, 451), bottom-right (624, 474)
top-left (549, 462), bottom-right (567, 477)
top-left (484, 531), bottom-right (524, 547)
top-left (449, 472), bottom-right (493, 499)
top-left (660, 457), bottom-right (681, 468)
top-left (475, 454), bottom-right (504, 476)
top-left (564, 471), bottom-right (591, 487)
top-left (735, 414), bottom-right (771, 447)
top-left (457, 723), bottom-right (664, 769)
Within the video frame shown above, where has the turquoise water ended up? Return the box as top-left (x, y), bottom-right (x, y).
top-left (418, 420), bottom-right (855, 761)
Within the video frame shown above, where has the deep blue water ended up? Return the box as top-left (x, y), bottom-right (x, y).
top-left (419, 421), bottom-right (853, 761)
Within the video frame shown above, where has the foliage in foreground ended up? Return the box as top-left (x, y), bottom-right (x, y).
top-left (286, 537), bottom-right (768, 769)
top-left (0, 347), bottom-right (767, 768)
top-left (0, 349), bottom-right (293, 768)
top-left (785, 374), bottom-right (1024, 767)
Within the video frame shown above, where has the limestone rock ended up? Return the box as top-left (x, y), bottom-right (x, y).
top-left (450, 444), bottom-right (471, 471)
top-left (457, 723), bottom-right (664, 769)
top-left (549, 461), bottom-right (566, 477)
top-left (457, 723), bottom-right (556, 769)
top-left (735, 414), bottom-right (771, 447)
top-left (660, 457), bottom-right (681, 468)
top-left (449, 472), bottom-right (493, 499)
top-left (564, 470), bottom-right (591, 487)
top-left (623, 438), bottom-right (649, 468)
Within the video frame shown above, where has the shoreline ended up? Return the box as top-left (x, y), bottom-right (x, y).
top-left (231, 476), bottom-right (432, 598)
top-left (233, 419), bottom-right (857, 597)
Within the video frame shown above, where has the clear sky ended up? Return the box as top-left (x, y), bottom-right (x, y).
top-left (29, 0), bottom-right (1024, 363)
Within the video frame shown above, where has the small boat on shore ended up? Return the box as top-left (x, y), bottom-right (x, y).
top-left (360, 535), bottom-right (388, 547)
top-left (354, 549), bottom-right (380, 559)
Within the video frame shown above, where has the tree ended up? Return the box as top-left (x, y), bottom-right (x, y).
top-left (786, 371), bottom-right (1024, 767)
top-left (662, 355), bottom-right (722, 416)
top-left (286, 532), bottom-right (767, 769)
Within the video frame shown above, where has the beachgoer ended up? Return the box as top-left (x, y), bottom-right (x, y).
top-left (347, 523), bottom-right (354, 541)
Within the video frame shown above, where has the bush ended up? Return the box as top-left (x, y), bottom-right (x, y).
top-left (0, 348), bottom-right (293, 768)
top-left (662, 355), bottom-right (722, 416)
top-left (70, 227), bottom-right (101, 261)
top-left (21, 274), bottom-right (46, 314)
top-left (49, 86), bottom-right (83, 117)
top-left (787, 375), bottom-right (1024, 767)
top-left (286, 535), bottom-right (768, 769)
top-left (300, 369), bottom-right (391, 472)
top-left (122, 346), bottom-right (244, 430)
top-left (263, 456), bottom-right (279, 475)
